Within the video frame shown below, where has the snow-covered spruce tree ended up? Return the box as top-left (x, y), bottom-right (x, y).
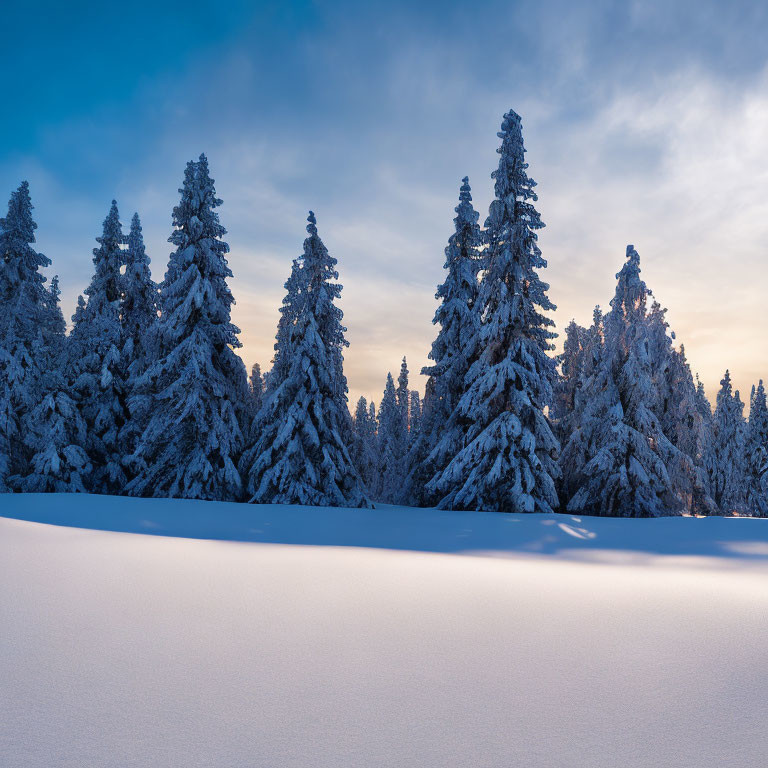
top-left (65, 295), bottom-right (88, 365)
top-left (13, 279), bottom-right (91, 493)
top-left (557, 307), bottom-right (604, 503)
top-left (121, 213), bottom-right (158, 371)
top-left (267, 257), bottom-right (303, 391)
top-left (407, 177), bottom-right (482, 505)
top-left (642, 301), bottom-right (716, 515)
top-left (427, 110), bottom-right (560, 513)
top-left (120, 213), bottom-right (159, 463)
top-left (409, 390), bottom-right (421, 442)
top-left (245, 256), bottom-right (305, 464)
top-left (239, 212), bottom-right (369, 507)
top-left (352, 396), bottom-right (379, 494)
top-left (551, 319), bottom-right (587, 442)
top-left (565, 246), bottom-right (685, 517)
top-left (68, 201), bottom-right (128, 494)
top-left (250, 362), bottom-right (264, 413)
top-left (127, 155), bottom-right (248, 501)
top-left (397, 356), bottom-right (410, 441)
top-left (746, 381), bottom-right (768, 516)
top-left (0, 181), bottom-right (51, 489)
top-left (42, 275), bottom-right (66, 352)
top-left (376, 372), bottom-right (401, 502)
top-left (662, 346), bottom-right (717, 515)
top-left (366, 399), bottom-right (379, 493)
top-left (704, 371), bottom-right (749, 515)
top-left (695, 375), bottom-right (713, 436)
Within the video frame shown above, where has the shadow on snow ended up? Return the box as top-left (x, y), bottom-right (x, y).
top-left (2, 492), bottom-right (768, 566)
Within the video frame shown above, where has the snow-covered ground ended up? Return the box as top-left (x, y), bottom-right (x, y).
top-left (2, 495), bottom-right (768, 767)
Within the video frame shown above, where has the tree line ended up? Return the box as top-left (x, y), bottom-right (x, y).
top-left (1, 110), bottom-right (766, 515)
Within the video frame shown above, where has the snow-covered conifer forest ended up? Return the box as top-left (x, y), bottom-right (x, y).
top-left (2, 112), bottom-right (767, 516)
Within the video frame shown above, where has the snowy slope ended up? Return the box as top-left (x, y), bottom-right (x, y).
top-left (3, 492), bottom-right (768, 561)
top-left (2, 495), bottom-right (768, 768)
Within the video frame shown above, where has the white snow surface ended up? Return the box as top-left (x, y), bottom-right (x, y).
top-left (2, 494), bottom-right (768, 768)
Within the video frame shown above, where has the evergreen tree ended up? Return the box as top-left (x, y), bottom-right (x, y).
top-left (42, 275), bottom-right (66, 350)
top-left (428, 109), bottom-right (560, 513)
top-left (127, 155), bottom-right (247, 501)
top-left (377, 372), bottom-right (401, 502)
top-left (69, 201), bottom-right (128, 493)
top-left (408, 177), bottom-right (482, 505)
top-left (120, 213), bottom-right (159, 463)
top-left (566, 246), bottom-right (685, 517)
top-left (704, 371), bottom-right (748, 515)
top-left (352, 395), bottom-right (379, 494)
top-left (13, 282), bottom-right (91, 493)
top-left (663, 347), bottom-right (717, 515)
top-left (0, 182), bottom-right (51, 489)
top-left (239, 212), bottom-right (368, 507)
top-left (551, 319), bottom-right (587, 442)
top-left (557, 307), bottom-right (604, 503)
top-left (695, 376), bottom-right (714, 447)
top-left (121, 213), bottom-right (158, 373)
top-left (746, 381), bottom-right (768, 516)
top-left (409, 390), bottom-right (422, 443)
top-left (250, 362), bottom-right (264, 412)
top-left (66, 295), bottom-right (88, 365)
top-left (397, 356), bottom-right (410, 442)
top-left (643, 302), bottom-right (716, 514)
top-left (267, 257), bottom-right (302, 391)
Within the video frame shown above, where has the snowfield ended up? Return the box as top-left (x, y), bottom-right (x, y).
top-left (2, 495), bottom-right (768, 768)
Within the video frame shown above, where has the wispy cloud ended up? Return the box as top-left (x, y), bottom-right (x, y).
top-left (1, 1), bottom-right (767, 406)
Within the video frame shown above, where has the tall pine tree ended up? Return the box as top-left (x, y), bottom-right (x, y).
top-left (428, 110), bottom-right (560, 513)
top-left (69, 201), bottom-right (128, 493)
top-left (409, 390), bottom-right (421, 443)
top-left (267, 257), bottom-right (302, 391)
top-left (565, 247), bottom-right (684, 517)
top-left (13, 281), bottom-right (91, 493)
top-left (704, 371), bottom-right (748, 515)
top-left (128, 155), bottom-right (247, 500)
top-left (376, 372), bottom-right (401, 502)
top-left (120, 212), bottom-right (159, 464)
top-left (0, 182), bottom-right (51, 489)
top-left (239, 212), bottom-right (368, 507)
top-left (557, 307), bottom-right (604, 504)
top-left (746, 381), bottom-right (768, 516)
top-left (663, 346), bottom-right (717, 515)
top-left (250, 362), bottom-right (264, 412)
top-left (408, 177), bottom-right (481, 505)
top-left (121, 213), bottom-right (158, 374)
top-left (352, 395), bottom-right (379, 495)
top-left (551, 319), bottom-right (588, 443)
top-left (397, 356), bottom-right (410, 440)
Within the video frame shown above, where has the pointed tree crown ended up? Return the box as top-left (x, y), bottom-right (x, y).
top-left (0, 181), bottom-right (50, 335)
top-left (161, 154), bottom-right (240, 351)
top-left (87, 200), bottom-right (124, 308)
top-left (481, 109), bottom-right (555, 347)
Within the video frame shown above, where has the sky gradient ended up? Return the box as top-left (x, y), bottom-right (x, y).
top-left (2, 0), bottom-right (767, 407)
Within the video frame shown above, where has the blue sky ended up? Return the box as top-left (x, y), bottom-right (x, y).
top-left (2, 0), bottom-right (767, 404)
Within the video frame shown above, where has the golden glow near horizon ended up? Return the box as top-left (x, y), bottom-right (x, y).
top-left (217, 76), bottom-right (768, 415)
top-left (44, 75), bottom-right (768, 416)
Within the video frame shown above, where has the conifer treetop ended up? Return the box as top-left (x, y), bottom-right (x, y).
top-left (163, 154), bottom-right (240, 351)
top-left (126, 154), bottom-right (246, 501)
top-left (427, 108), bottom-right (560, 514)
top-left (0, 181), bottom-right (50, 334)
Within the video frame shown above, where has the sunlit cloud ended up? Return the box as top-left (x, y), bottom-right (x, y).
top-left (1, 0), bottom-right (767, 408)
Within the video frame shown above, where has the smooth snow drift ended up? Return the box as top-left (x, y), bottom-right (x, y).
top-left (2, 495), bottom-right (768, 767)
